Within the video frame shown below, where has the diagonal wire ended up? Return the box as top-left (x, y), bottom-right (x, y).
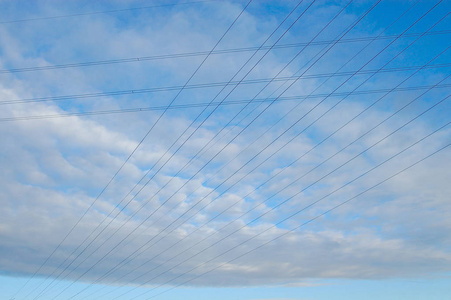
top-left (15, 1), bottom-right (254, 299)
top-left (130, 113), bottom-right (451, 299)
top-left (174, 0), bottom-right (424, 205)
top-left (28, 1), bottom-right (318, 298)
top-left (0, 30), bottom-right (448, 75)
top-left (89, 71), bottom-right (450, 299)
top-left (146, 137), bottom-right (450, 300)
top-left (63, 1), bottom-right (388, 298)
top-left (95, 0), bottom-right (444, 286)
top-left (2, 82), bottom-right (449, 123)
top-left (5, 62), bottom-right (449, 106)
top-left (41, 1), bottom-right (320, 298)
top-left (93, 41), bottom-right (451, 299)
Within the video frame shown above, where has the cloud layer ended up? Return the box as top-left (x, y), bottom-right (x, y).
top-left (0, 1), bottom-right (450, 298)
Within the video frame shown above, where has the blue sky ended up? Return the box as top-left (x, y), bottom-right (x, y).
top-left (0, 0), bottom-right (450, 299)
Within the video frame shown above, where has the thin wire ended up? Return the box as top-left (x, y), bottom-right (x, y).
top-left (106, 0), bottom-right (442, 279)
top-left (1, 30), bottom-right (449, 75)
top-left (40, 2), bottom-right (317, 298)
top-left (0, 0), bottom-right (217, 24)
top-left (148, 139), bottom-right (450, 299)
top-left (97, 43), bottom-right (451, 299)
top-left (136, 3), bottom-right (449, 270)
top-left (3, 62), bottom-right (449, 106)
top-left (2, 82), bottom-right (449, 123)
top-left (88, 5), bottom-right (449, 295)
top-left (14, 1), bottom-right (253, 299)
top-left (22, 0), bottom-right (444, 298)
top-left (167, 0), bottom-right (426, 205)
top-left (1, 30), bottom-right (448, 75)
top-left (62, 1), bottom-right (387, 298)
top-left (132, 117), bottom-right (451, 299)
top-left (89, 75), bottom-right (450, 299)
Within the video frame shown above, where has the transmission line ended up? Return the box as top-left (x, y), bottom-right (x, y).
top-left (57, 1), bottom-right (394, 298)
top-left (4, 62), bottom-right (448, 106)
top-left (96, 0), bottom-right (445, 282)
top-left (1, 30), bottom-right (448, 75)
top-left (13, 1), bottom-right (253, 299)
top-left (72, 5), bottom-right (448, 296)
top-left (85, 74), bottom-right (450, 299)
top-left (35, 1), bottom-right (323, 298)
top-left (145, 138), bottom-right (450, 300)
top-left (2, 82), bottom-right (449, 123)
top-left (93, 37), bottom-right (450, 300)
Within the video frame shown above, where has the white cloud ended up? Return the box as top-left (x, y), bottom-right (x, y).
top-left (0, 2), bottom-right (450, 299)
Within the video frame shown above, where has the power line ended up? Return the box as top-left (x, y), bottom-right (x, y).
top-left (5, 1), bottom-right (447, 298)
top-left (103, 0), bottom-right (446, 282)
top-left (57, 1), bottom-right (393, 298)
top-left (1, 30), bottom-right (448, 74)
top-left (73, 4), bottom-right (449, 296)
top-left (36, 1), bottom-right (321, 298)
top-left (146, 138), bottom-right (450, 299)
top-left (86, 74), bottom-right (450, 299)
top-left (99, 40), bottom-right (450, 300)
top-left (13, 1), bottom-right (254, 299)
top-left (2, 83), bottom-right (448, 123)
top-left (18, 0), bottom-right (448, 298)
top-left (125, 103), bottom-right (450, 298)
top-left (3, 63), bottom-right (448, 106)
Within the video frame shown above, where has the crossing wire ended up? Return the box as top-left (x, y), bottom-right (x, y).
top-left (80, 1), bottom-right (446, 291)
top-left (124, 105), bottom-right (451, 299)
top-left (91, 0), bottom-right (441, 284)
top-left (86, 23), bottom-right (450, 298)
top-left (2, 82), bottom-right (449, 123)
top-left (14, 1), bottom-right (253, 299)
top-left (166, 0), bottom-right (427, 210)
top-left (124, 4), bottom-right (449, 274)
top-left (144, 137), bottom-right (450, 300)
top-left (27, 0), bottom-right (317, 298)
top-left (58, 0), bottom-right (390, 298)
top-left (36, 1), bottom-right (321, 298)
top-left (86, 73), bottom-right (450, 299)
top-left (3, 61), bottom-right (449, 106)
top-left (77, 5), bottom-right (449, 296)
top-left (19, 0), bottom-right (446, 298)
top-left (1, 30), bottom-right (448, 74)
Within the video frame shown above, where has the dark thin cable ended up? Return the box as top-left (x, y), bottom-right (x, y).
top-left (184, 0), bottom-right (425, 193)
top-left (63, 2), bottom-right (387, 297)
top-left (147, 140), bottom-right (450, 299)
top-left (2, 30), bottom-right (447, 74)
top-left (85, 1), bottom-right (443, 292)
top-left (0, 0), bottom-right (217, 24)
top-left (134, 3), bottom-right (449, 267)
top-left (42, 2), bottom-right (318, 298)
top-left (98, 42), bottom-right (450, 299)
top-left (88, 73), bottom-right (450, 299)
top-left (35, 0), bottom-right (444, 298)
top-left (29, 0), bottom-right (313, 297)
top-left (87, 6), bottom-right (449, 294)
top-left (131, 116), bottom-right (451, 299)
top-left (3, 82), bottom-right (449, 123)
top-left (80, 2), bottom-right (448, 288)
top-left (15, 1), bottom-right (253, 299)
top-left (114, 0), bottom-right (435, 272)
top-left (3, 62), bottom-right (449, 106)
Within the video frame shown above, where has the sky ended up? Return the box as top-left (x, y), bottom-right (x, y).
top-left (0, 0), bottom-right (450, 299)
